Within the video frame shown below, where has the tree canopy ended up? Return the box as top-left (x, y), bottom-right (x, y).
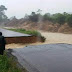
top-left (0, 5), bottom-right (7, 22)
top-left (25, 10), bottom-right (72, 27)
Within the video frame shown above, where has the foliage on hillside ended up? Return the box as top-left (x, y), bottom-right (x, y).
top-left (0, 5), bottom-right (72, 34)
top-left (25, 11), bottom-right (72, 27)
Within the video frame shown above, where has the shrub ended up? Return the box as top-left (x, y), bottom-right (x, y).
top-left (41, 36), bottom-right (46, 42)
top-left (8, 28), bottom-right (46, 42)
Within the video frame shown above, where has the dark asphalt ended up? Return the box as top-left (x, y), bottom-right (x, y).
top-left (0, 28), bottom-right (31, 37)
top-left (11, 44), bottom-right (72, 72)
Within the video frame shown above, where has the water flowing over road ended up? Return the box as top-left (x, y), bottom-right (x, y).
top-left (39, 31), bottom-right (72, 44)
top-left (6, 30), bottom-right (72, 49)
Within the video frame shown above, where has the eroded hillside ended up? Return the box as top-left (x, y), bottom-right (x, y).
top-left (4, 19), bottom-right (72, 34)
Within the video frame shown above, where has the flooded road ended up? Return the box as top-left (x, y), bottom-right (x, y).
top-left (39, 30), bottom-right (72, 44)
top-left (11, 44), bottom-right (72, 72)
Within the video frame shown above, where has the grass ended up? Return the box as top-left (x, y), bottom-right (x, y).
top-left (8, 28), bottom-right (46, 42)
top-left (0, 52), bottom-right (26, 72)
top-left (8, 28), bottom-right (41, 36)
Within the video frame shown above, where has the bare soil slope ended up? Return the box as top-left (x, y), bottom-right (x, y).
top-left (5, 20), bottom-right (72, 34)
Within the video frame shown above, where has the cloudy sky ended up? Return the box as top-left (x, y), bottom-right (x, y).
top-left (0, 0), bottom-right (72, 19)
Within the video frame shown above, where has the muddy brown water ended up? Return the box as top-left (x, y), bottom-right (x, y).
top-left (6, 30), bottom-right (72, 49)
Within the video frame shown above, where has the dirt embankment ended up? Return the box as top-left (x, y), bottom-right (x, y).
top-left (5, 20), bottom-right (72, 49)
top-left (6, 30), bottom-right (72, 49)
top-left (5, 20), bottom-right (72, 34)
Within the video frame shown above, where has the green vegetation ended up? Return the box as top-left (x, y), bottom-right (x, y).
top-left (8, 29), bottom-right (41, 36)
top-left (8, 28), bottom-right (46, 42)
top-left (41, 36), bottom-right (46, 42)
top-left (0, 53), bottom-right (23, 72)
top-left (53, 13), bottom-right (66, 25)
top-left (0, 5), bottom-right (72, 27)
top-left (25, 11), bottom-right (72, 27)
top-left (0, 5), bottom-right (8, 22)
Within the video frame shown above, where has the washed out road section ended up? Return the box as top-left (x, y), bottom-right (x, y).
top-left (11, 44), bottom-right (72, 72)
top-left (0, 28), bottom-right (31, 37)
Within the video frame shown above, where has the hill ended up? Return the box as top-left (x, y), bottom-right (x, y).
top-left (4, 19), bottom-right (72, 34)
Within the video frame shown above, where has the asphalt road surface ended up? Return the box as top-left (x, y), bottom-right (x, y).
top-left (11, 44), bottom-right (72, 72)
top-left (0, 28), bottom-right (31, 37)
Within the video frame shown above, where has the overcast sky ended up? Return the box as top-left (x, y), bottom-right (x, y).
top-left (0, 0), bottom-right (72, 19)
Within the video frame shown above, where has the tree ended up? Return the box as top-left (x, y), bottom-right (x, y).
top-left (43, 13), bottom-right (52, 21)
top-left (29, 12), bottom-right (39, 22)
top-left (52, 13), bottom-right (65, 25)
top-left (0, 5), bottom-right (7, 22)
top-left (63, 12), bottom-right (68, 16)
top-left (66, 14), bottom-right (72, 27)
top-left (0, 5), bottom-right (7, 11)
